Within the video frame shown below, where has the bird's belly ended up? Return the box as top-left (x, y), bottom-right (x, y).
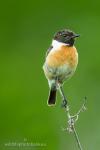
top-left (55, 64), bottom-right (72, 76)
top-left (43, 63), bottom-right (76, 82)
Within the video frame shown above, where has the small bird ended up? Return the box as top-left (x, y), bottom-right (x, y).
top-left (43, 29), bottom-right (79, 107)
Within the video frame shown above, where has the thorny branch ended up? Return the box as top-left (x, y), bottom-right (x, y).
top-left (67, 98), bottom-right (86, 150)
top-left (66, 97), bottom-right (87, 133)
top-left (61, 93), bottom-right (87, 150)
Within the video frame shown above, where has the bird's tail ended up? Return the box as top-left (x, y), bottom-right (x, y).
top-left (47, 88), bottom-right (57, 106)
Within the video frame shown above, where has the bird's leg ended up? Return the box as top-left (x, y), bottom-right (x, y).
top-left (58, 85), bottom-right (68, 108)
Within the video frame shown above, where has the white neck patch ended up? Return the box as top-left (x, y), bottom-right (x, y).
top-left (52, 40), bottom-right (69, 50)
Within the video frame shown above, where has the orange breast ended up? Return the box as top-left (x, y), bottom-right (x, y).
top-left (46, 45), bottom-right (78, 68)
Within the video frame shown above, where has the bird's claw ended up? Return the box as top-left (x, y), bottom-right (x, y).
top-left (61, 99), bottom-right (67, 108)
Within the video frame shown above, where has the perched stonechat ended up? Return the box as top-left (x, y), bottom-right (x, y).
top-left (43, 29), bottom-right (79, 107)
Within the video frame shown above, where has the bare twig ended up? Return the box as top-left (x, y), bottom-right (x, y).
top-left (59, 85), bottom-right (87, 150)
top-left (72, 125), bottom-right (83, 150)
top-left (66, 100), bottom-right (86, 150)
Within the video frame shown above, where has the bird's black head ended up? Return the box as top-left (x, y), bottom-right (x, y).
top-left (54, 29), bottom-right (80, 46)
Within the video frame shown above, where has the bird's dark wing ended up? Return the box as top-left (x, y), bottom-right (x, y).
top-left (45, 45), bottom-right (53, 57)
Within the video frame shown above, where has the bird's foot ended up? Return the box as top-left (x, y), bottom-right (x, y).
top-left (61, 99), bottom-right (67, 108)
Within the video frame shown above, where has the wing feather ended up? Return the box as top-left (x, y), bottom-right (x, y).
top-left (45, 45), bottom-right (53, 57)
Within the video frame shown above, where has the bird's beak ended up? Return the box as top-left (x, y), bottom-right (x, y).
top-left (72, 34), bottom-right (80, 38)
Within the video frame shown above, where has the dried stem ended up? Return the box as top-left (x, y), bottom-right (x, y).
top-left (72, 125), bottom-right (83, 150)
top-left (59, 85), bottom-right (87, 150)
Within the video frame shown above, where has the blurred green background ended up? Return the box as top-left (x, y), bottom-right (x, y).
top-left (0, 0), bottom-right (100, 149)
